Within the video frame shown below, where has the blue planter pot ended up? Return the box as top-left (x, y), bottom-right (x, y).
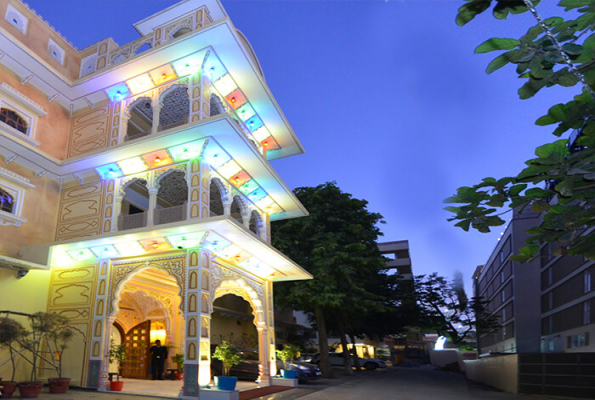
top-left (214, 376), bottom-right (237, 391)
top-left (281, 369), bottom-right (297, 379)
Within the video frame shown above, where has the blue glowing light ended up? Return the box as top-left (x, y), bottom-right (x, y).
top-left (96, 163), bottom-right (123, 179)
top-left (245, 115), bottom-right (264, 132)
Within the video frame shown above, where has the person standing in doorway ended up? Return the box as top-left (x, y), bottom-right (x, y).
top-left (150, 340), bottom-right (168, 380)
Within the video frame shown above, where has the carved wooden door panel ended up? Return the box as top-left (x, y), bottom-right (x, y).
top-left (121, 320), bottom-right (151, 378)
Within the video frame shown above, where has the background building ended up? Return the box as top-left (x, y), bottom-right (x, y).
top-left (474, 208), bottom-right (594, 354)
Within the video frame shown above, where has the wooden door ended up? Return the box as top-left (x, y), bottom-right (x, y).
top-left (121, 320), bottom-right (151, 378)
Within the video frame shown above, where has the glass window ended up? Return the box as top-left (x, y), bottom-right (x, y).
top-left (584, 301), bottom-right (591, 325)
top-left (585, 271), bottom-right (591, 293)
top-left (0, 188), bottom-right (14, 213)
top-left (0, 108), bottom-right (27, 134)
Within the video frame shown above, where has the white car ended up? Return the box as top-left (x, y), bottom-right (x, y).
top-left (311, 353), bottom-right (387, 370)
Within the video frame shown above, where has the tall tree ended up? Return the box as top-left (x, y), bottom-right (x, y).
top-left (272, 182), bottom-right (386, 378)
top-left (446, 0), bottom-right (595, 261)
top-left (415, 273), bottom-right (498, 347)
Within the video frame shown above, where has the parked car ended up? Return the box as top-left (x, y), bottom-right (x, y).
top-left (310, 353), bottom-right (387, 370)
top-left (211, 349), bottom-right (321, 382)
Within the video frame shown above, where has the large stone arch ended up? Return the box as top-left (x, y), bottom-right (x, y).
top-left (210, 264), bottom-right (265, 327)
top-left (108, 256), bottom-right (186, 317)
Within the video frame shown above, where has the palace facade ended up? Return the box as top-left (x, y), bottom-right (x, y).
top-left (0, 0), bottom-right (310, 397)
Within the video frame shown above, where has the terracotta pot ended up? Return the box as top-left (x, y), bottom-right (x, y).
top-left (48, 378), bottom-right (70, 394)
top-left (17, 382), bottom-right (44, 398)
top-left (109, 380), bottom-right (124, 391)
top-left (0, 381), bottom-right (18, 398)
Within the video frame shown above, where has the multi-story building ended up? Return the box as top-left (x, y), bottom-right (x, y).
top-left (378, 240), bottom-right (412, 279)
top-left (0, 0), bottom-right (311, 396)
top-left (474, 208), bottom-right (595, 354)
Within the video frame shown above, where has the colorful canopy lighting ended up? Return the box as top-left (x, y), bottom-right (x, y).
top-left (96, 163), bottom-right (124, 179)
top-left (90, 244), bottom-right (120, 259)
top-left (166, 232), bottom-right (207, 249)
top-left (118, 157), bottom-right (148, 175)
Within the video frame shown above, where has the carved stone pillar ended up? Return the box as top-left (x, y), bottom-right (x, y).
top-left (257, 327), bottom-right (271, 385)
top-left (182, 248), bottom-right (211, 398)
top-left (119, 109), bottom-right (130, 144)
top-left (111, 195), bottom-right (123, 232)
top-left (98, 316), bottom-right (116, 391)
top-left (147, 188), bottom-right (158, 226)
top-left (152, 104), bottom-right (161, 134)
top-left (223, 200), bottom-right (231, 216)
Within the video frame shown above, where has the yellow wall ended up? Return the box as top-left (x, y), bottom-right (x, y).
top-left (0, 158), bottom-right (60, 258)
top-left (0, 268), bottom-right (51, 381)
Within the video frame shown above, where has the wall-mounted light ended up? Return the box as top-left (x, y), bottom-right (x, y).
top-left (155, 157), bottom-right (161, 163)
top-left (152, 242), bottom-right (159, 249)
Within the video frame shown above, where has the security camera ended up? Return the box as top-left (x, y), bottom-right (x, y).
top-left (16, 269), bottom-right (28, 279)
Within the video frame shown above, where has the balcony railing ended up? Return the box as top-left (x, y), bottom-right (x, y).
top-left (154, 203), bottom-right (187, 225)
top-left (118, 212), bottom-right (147, 231)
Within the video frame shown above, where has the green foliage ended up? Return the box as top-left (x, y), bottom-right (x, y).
top-left (276, 344), bottom-right (301, 370)
top-left (272, 182), bottom-right (394, 377)
top-left (212, 340), bottom-right (242, 377)
top-left (415, 273), bottom-right (498, 346)
top-left (108, 339), bottom-right (127, 377)
top-left (171, 353), bottom-right (184, 371)
top-left (0, 317), bottom-right (25, 381)
top-left (448, 2), bottom-right (595, 260)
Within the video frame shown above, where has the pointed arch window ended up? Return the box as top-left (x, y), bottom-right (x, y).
top-left (0, 108), bottom-right (27, 134)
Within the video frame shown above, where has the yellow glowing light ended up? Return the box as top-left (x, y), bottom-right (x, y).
top-left (213, 74), bottom-right (237, 97)
top-left (219, 244), bottom-right (241, 258)
top-left (126, 74), bottom-right (153, 94)
top-left (52, 251), bottom-right (74, 267)
top-left (217, 160), bottom-right (242, 179)
top-left (150, 329), bottom-right (166, 344)
top-left (251, 127), bottom-right (271, 142)
top-left (118, 157), bottom-right (148, 175)
top-left (114, 241), bottom-right (145, 256)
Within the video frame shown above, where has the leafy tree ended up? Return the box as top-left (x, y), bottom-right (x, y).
top-left (415, 273), bottom-right (498, 347)
top-left (272, 182), bottom-right (387, 378)
top-left (446, 0), bottom-right (595, 261)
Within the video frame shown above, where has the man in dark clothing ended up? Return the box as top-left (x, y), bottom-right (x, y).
top-left (150, 340), bottom-right (168, 380)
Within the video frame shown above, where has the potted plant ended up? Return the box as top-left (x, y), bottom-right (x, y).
top-left (276, 345), bottom-right (301, 379)
top-left (45, 314), bottom-right (73, 394)
top-left (18, 312), bottom-right (59, 398)
top-left (212, 341), bottom-right (241, 391)
top-left (0, 316), bottom-right (25, 398)
top-left (108, 340), bottom-right (126, 391)
top-left (171, 353), bottom-right (184, 380)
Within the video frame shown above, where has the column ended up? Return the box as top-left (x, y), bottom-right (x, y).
top-left (111, 195), bottom-right (123, 232)
top-left (147, 188), bottom-right (158, 226)
top-left (182, 248), bottom-right (210, 398)
top-left (119, 109), bottom-right (130, 143)
top-left (152, 103), bottom-right (161, 134)
top-left (257, 327), bottom-right (271, 385)
top-left (223, 200), bottom-right (231, 216)
top-left (98, 316), bottom-right (116, 391)
top-left (266, 280), bottom-right (277, 378)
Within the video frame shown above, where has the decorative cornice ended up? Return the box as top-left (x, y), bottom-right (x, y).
top-left (0, 167), bottom-right (34, 188)
top-left (0, 209), bottom-right (27, 227)
top-left (18, 0), bottom-right (78, 51)
top-left (0, 122), bottom-right (40, 147)
top-left (0, 82), bottom-right (47, 115)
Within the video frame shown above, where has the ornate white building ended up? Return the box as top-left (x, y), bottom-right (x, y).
top-left (0, 0), bottom-right (310, 397)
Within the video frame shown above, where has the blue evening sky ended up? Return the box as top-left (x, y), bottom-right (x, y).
top-left (25, 0), bottom-right (579, 291)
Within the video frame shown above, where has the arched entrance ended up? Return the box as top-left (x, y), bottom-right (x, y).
top-left (107, 265), bottom-right (184, 384)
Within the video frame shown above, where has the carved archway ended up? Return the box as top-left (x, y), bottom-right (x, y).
top-left (210, 264), bottom-right (265, 327)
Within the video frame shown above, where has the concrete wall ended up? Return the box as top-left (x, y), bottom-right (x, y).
top-left (464, 354), bottom-right (518, 394)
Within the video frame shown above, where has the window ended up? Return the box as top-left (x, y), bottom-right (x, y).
top-left (548, 338), bottom-right (555, 352)
top-left (0, 167), bottom-right (34, 227)
top-left (0, 188), bottom-right (14, 213)
top-left (47, 38), bottom-right (65, 65)
top-left (5, 4), bottom-right (28, 35)
top-left (585, 271), bottom-right (592, 293)
top-left (568, 333), bottom-right (588, 348)
top-left (502, 308), bottom-right (506, 321)
top-left (0, 108), bottom-right (27, 134)
top-left (501, 290), bottom-right (505, 303)
top-left (584, 301), bottom-right (591, 325)
top-left (500, 270), bottom-right (505, 284)
top-left (548, 292), bottom-right (553, 310)
top-left (0, 82), bottom-right (46, 146)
